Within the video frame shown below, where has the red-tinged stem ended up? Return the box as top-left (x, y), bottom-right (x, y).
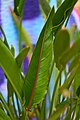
top-left (27, 40), bottom-right (44, 110)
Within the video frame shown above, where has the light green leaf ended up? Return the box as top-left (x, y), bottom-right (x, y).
top-left (0, 109), bottom-right (11, 120)
top-left (16, 46), bottom-right (30, 68)
top-left (59, 62), bottom-right (80, 94)
top-left (0, 39), bottom-right (23, 102)
top-left (0, 93), bottom-right (14, 120)
top-left (68, 24), bottom-right (76, 41)
top-left (59, 39), bottom-right (80, 69)
top-left (49, 98), bottom-right (77, 120)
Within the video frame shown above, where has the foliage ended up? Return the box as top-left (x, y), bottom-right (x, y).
top-left (0, 0), bottom-right (80, 120)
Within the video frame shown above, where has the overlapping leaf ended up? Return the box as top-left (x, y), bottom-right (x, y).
top-left (0, 109), bottom-right (11, 120)
top-left (23, 0), bottom-right (77, 109)
top-left (0, 39), bottom-right (23, 102)
top-left (49, 98), bottom-right (77, 120)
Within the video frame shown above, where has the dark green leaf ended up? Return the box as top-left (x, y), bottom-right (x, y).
top-left (76, 86), bottom-right (80, 97)
top-left (59, 39), bottom-right (80, 69)
top-left (73, 68), bottom-right (80, 97)
top-left (14, 0), bottom-right (20, 15)
top-left (54, 29), bottom-right (70, 70)
top-left (17, 0), bottom-right (25, 16)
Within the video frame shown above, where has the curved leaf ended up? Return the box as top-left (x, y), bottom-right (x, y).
top-left (0, 39), bottom-right (23, 102)
top-left (23, 0), bottom-right (77, 109)
top-left (16, 46), bottom-right (30, 68)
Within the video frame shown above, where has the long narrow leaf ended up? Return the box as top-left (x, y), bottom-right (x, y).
top-left (0, 108), bottom-right (11, 120)
top-left (23, 0), bottom-right (77, 109)
top-left (59, 62), bottom-right (80, 94)
top-left (0, 93), bottom-right (14, 120)
top-left (0, 39), bottom-right (23, 102)
top-left (49, 98), bottom-right (77, 120)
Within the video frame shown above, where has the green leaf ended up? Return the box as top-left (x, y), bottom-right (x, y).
top-left (14, 0), bottom-right (25, 16)
top-left (0, 93), bottom-right (14, 120)
top-left (69, 54), bottom-right (80, 72)
top-left (0, 109), bottom-right (11, 120)
top-left (0, 26), bottom-right (9, 49)
top-left (59, 62), bottom-right (80, 94)
top-left (49, 98), bottom-right (77, 120)
top-left (10, 45), bottom-right (15, 56)
top-left (59, 39), bottom-right (80, 69)
top-left (17, 0), bottom-right (25, 16)
top-left (23, 5), bottom-right (54, 109)
top-left (0, 39), bottom-right (23, 102)
top-left (14, 0), bottom-right (20, 15)
top-left (51, 0), bottom-right (77, 35)
top-left (73, 68), bottom-right (80, 97)
top-left (54, 29), bottom-right (70, 70)
top-left (16, 46), bottom-right (30, 68)
top-left (23, 0), bottom-right (77, 109)
top-left (40, 99), bottom-right (46, 120)
top-left (68, 24), bottom-right (76, 41)
top-left (39, 0), bottom-right (51, 17)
